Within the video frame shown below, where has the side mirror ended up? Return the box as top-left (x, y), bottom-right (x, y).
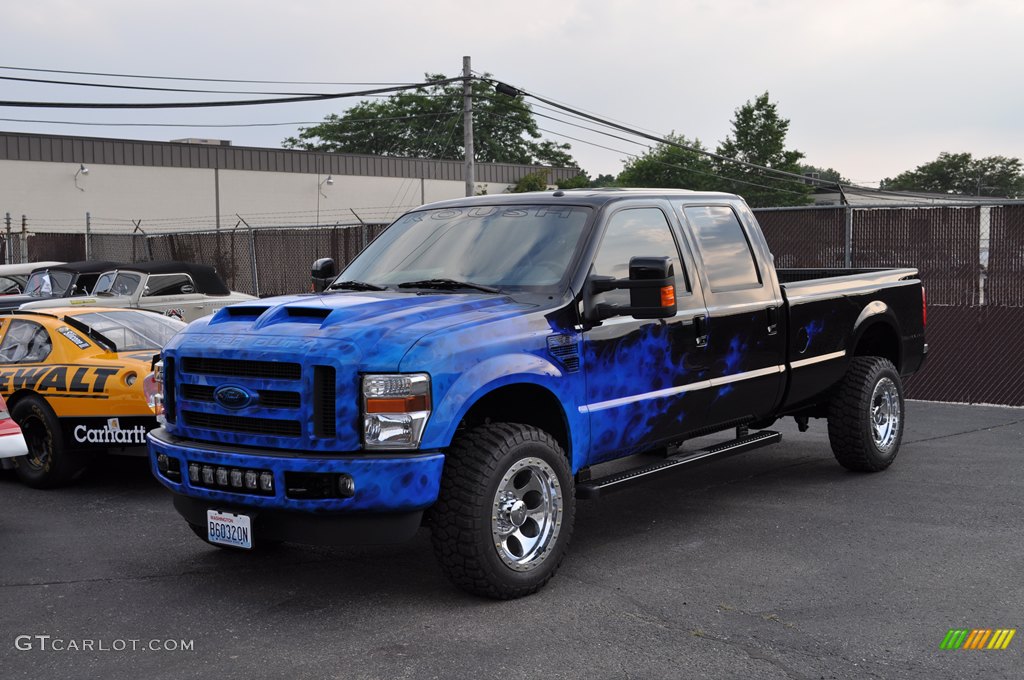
top-left (586, 256), bottom-right (677, 322)
top-left (311, 258), bottom-right (336, 293)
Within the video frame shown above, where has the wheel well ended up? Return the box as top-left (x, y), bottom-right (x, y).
top-left (853, 322), bottom-right (900, 371)
top-left (6, 389), bottom-right (39, 411)
top-left (459, 384), bottom-right (571, 458)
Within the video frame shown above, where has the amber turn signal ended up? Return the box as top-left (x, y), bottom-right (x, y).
top-left (365, 395), bottom-right (430, 414)
top-left (660, 285), bottom-right (675, 307)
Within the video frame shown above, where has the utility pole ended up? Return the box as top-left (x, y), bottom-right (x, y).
top-left (463, 56), bottom-right (475, 197)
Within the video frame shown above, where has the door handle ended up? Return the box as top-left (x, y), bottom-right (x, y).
top-left (766, 306), bottom-right (779, 336)
top-left (693, 315), bottom-right (708, 347)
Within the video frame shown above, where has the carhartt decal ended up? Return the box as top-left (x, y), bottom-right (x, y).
top-left (73, 423), bottom-right (147, 445)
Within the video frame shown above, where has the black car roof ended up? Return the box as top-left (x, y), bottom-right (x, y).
top-left (31, 260), bottom-right (122, 275)
top-left (110, 261), bottom-right (230, 295)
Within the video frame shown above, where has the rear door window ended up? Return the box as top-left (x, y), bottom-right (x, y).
top-left (683, 206), bottom-right (762, 292)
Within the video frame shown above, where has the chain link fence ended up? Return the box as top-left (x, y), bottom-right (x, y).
top-left (754, 203), bottom-right (1024, 407)
top-left (3, 221), bottom-right (387, 298)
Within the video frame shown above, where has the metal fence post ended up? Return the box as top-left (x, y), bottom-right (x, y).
top-left (4, 213), bottom-right (10, 265)
top-left (844, 206), bottom-right (853, 269)
top-left (236, 215), bottom-right (260, 297)
top-left (85, 212), bottom-right (92, 260)
top-left (20, 215), bottom-right (28, 264)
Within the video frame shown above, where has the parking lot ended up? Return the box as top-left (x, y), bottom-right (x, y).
top-left (1, 400), bottom-right (1021, 679)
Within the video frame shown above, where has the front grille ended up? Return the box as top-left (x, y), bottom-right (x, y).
top-left (313, 366), bottom-right (337, 437)
top-left (183, 411), bottom-right (301, 437)
top-left (181, 357), bottom-right (301, 381)
top-left (181, 384), bottom-right (300, 409)
top-left (165, 357), bottom-right (177, 423)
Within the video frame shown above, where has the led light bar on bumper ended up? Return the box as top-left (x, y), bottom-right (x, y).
top-left (362, 373), bottom-right (431, 450)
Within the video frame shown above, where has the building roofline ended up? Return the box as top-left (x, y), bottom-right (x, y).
top-left (0, 130), bottom-right (580, 184)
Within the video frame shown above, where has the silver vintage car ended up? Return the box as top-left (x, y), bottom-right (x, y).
top-left (20, 261), bottom-right (256, 322)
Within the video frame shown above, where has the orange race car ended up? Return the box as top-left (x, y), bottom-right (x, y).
top-left (0, 307), bottom-right (184, 487)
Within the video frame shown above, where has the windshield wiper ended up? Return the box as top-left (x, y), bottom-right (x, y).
top-left (326, 280), bottom-right (387, 292)
top-left (397, 278), bottom-right (500, 294)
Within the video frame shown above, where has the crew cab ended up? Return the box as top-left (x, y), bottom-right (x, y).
top-left (20, 261), bottom-right (256, 321)
top-left (148, 189), bottom-right (927, 599)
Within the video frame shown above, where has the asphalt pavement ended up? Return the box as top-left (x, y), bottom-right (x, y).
top-left (1, 401), bottom-right (1022, 680)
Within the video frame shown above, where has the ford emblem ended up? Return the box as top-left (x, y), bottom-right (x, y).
top-left (214, 385), bottom-right (254, 410)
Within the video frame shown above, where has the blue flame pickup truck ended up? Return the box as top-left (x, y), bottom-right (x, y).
top-left (149, 189), bottom-right (926, 598)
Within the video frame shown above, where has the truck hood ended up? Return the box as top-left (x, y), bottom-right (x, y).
top-left (20, 294), bottom-right (129, 310)
top-left (162, 291), bottom-right (545, 453)
top-left (175, 291), bottom-right (535, 370)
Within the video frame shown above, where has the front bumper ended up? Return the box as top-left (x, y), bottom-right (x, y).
top-left (148, 427), bottom-right (445, 514)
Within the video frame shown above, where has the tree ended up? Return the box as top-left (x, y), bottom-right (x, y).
top-left (799, 164), bottom-right (850, 187)
top-left (283, 74), bottom-right (580, 168)
top-left (715, 93), bottom-right (811, 207)
top-left (511, 170), bottom-right (550, 193)
top-left (616, 133), bottom-right (719, 191)
top-left (881, 152), bottom-right (1024, 197)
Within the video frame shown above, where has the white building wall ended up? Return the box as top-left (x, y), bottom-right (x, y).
top-left (0, 160), bottom-right (516, 233)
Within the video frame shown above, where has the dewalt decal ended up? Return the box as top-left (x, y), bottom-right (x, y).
top-left (0, 365), bottom-right (120, 397)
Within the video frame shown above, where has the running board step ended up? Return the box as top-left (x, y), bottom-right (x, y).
top-left (576, 430), bottom-right (782, 499)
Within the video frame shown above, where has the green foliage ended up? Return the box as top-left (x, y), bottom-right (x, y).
top-left (881, 152), bottom-right (1024, 197)
top-left (799, 165), bottom-right (850, 187)
top-left (556, 173), bottom-right (591, 190)
top-left (715, 93), bottom-right (811, 207)
top-left (617, 133), bottom-right (718, 191)
top-left (284, 74), bottom-right (579, 168)
top-left (511, 170), bottom-right (550, 193)
top-left (591, 173), bottom-right (618, 188)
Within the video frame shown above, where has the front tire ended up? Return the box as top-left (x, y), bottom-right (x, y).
top-left (828, 357), bottom-right (905, 472)
top-left (11, 395), bottom-right (86, 488)
top-left (430, 423), bottom-right (575, 599)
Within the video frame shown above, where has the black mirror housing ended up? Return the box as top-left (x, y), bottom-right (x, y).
top-left (311, 258), bottom-right (336, 293)
top-left (587, 256), bottom-right (677, 321)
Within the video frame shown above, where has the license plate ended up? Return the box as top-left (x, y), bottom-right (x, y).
top-left (206, 510), bottom-right (252, 550)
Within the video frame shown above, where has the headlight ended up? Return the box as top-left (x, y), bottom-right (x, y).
top-left (144, 360), bottom-right (165, 422)
top-left (361, 373), bottom-right (431, 450)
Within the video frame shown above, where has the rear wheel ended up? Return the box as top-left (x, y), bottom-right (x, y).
top-left (11, 395), bottom-right (86, 488)
top-left (827, 357), bottom-right (905, 472)
top-left (430, 423), bottom-right (574, 599)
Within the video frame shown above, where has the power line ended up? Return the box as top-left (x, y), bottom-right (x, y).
top-left (0, 74), bottom-right (341, 96)
top-left (0, 65), bottom-right (411, 86)
top-left (0, 77), bottom-right (464, 109)
top-left (0, 110), bottom-right (459, 129)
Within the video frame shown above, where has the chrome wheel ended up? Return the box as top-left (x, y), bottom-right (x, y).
top-left (870, 377), bottom-right (901, 454)
top-left (491, 456), bottom-right (564, 572)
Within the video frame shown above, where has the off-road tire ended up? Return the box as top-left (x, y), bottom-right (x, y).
top-left (11, 395), bottom-right (86, 488)
top-left (430, 423), bottom-right (575, 599)
top-left (828, 357), bottom-right (905, 472)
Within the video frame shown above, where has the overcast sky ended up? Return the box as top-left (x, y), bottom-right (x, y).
top-left (4, 0), bottom-right (1023, 188)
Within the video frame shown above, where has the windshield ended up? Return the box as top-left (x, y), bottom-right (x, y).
top-left (70, 310), bottom-right (185, 351)
top-left (24, 270), bottom-right (73, 297)
top-left (94, 271), bottom-right (143, 296)
top-left (336, 205), bottom-right (592, 291)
